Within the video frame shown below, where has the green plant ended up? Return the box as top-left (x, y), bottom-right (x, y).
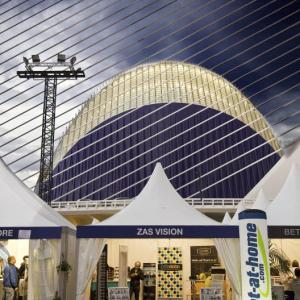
top-left (56, 260), bottom-right (72, 273)
top-left (269, 241), bottom-right (291, 276)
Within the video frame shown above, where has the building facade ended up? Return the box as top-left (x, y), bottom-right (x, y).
top-left (52, 61), bottom-right (280, 205)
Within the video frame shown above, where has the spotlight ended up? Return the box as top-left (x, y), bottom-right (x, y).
top-left (70, 56), bottom-right (76, 66)
top-left (23, 57), bottom-right (32, 71)
top-left (23, 57), bottom-right (29, 65)
top-left (57, 53), bottom-right (66, 63)
top-left (31, 55), bottom-right (40, 63)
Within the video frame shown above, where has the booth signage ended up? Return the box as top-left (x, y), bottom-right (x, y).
top-left (0, 227), bottom-right (61, 239)
top-left (77, 225), bottom-right (239, 238)
top-left (0, 229), bottom-right (13, 238)
top-left (158, 263), bottom-right (182, 271)
top-left (157, 247), bottom-right (183, 299)
top-left (239, 210), bottom-right (271, 300)
top-left (137, 227), bottom-right (183, 237)
top-left (18, 230), bottom-right (31, 239)
top-left (107, 287), bottom-right (129, 300)
top-left (268, 226), bottom-right (300, 238)
top-left (191, 246), bottom-right (219, 277)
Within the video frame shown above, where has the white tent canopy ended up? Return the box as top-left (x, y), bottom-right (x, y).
top-left (246, 140), bottom-right (300, 200)
top-left (76, 163), bottom-right (237, 300)
top-left (252, 189), bottom-right (270, 211)
top-left (222, 212), bottom-right (232, 225)
top-left (0, 158), bottom-right (75, 300)
top-left (0, 158), bottom-right (74, 235)
top-left (231, 200), bottom-right (247, 225)
top-left (77, 163), bottom-right (238, 239)
top-left (214, 215), bottom-right (241, 300)
top-left (267, 163), bottom-right (300, 226)
top-left (100, 162), bottom-right (218, 226)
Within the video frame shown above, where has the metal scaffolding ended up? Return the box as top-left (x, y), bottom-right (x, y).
top-left (17, 55), bottom-right (85, 203)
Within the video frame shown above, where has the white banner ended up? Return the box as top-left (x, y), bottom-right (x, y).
top-left (238, 209), bottom-right (271, 300)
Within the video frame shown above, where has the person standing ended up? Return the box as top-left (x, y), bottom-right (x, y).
top-left (129, 261), bottom-right (144, 300)
top-left (3, 256), bottom-right (18, 300)
top-left (292, 260), bottom-right (300, 275)
top-left (287, 268), bottom-right (300, 300)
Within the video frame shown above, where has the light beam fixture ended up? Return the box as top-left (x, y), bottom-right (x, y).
top-left (31, 54), bottom-right (40, 63)
top-left (57, 53), bottom-right (66, 63)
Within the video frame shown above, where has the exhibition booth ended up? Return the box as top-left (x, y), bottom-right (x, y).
top-left (252, 142), bottom-right (300, 267)
top-left (76, 163), bottom-right (239, 300)
top-left (1, 140), bottom-right (300, 299)
top-left (76, 151), bottom-right (300, 300)
top-left (0, 158), bottom-right (76, 300)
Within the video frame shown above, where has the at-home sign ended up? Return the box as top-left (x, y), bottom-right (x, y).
top-left (238, 210), bottom-right (271, 300)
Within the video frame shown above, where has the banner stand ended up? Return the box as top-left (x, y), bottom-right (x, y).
top-left (238, 209), bottom-right (272, 300)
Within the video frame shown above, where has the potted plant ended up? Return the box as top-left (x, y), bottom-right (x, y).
top-left (269, 242), bottom-right (291, 276)
top-left (56, 260), bottom-right (72, 273)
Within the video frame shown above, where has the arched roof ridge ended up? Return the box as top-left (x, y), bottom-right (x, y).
top-left (54, 61), bottom-right (280, 165)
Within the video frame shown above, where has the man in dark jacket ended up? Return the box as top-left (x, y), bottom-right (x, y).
top-left (3, 256), bottom-right (18, 300)
top-left (129, 261), bottom-right (144, 300)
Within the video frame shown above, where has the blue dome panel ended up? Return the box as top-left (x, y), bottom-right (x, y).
top-left (52, 103), bottom-right (279, 201)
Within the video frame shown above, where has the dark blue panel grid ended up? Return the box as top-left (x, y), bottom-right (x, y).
top-left (52, 103), bottom-right (279, 201)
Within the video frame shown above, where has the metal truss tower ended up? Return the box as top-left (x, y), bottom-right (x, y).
top-left (17, 54), bottom-right (85, 204)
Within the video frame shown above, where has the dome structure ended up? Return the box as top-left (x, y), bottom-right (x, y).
top-left (52, 61), bottom-right (280, 202)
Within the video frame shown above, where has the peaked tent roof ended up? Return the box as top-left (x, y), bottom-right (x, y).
top-left (231, 201), bottom-right (247, 225)
top-left (267, 163), bottom-right (300, 226)
top-left (246, 141), bottom-right (300, 200)
top-left (251, 189), bottom-right (270, 211)
top-left (222, 212), bottom-right (232, 225)
top-left (100, 163), bottom-right (218, 226)
top-left (0, 158), bottom-right (74, 238)
top-left (77, 163), bottom-right (240, 238)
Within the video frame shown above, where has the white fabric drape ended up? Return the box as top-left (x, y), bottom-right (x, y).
top-left (214, 212), bottom-right (242, 300)
top-left (28, 239), bottom-right (61, 300)
top-left (76, 238), bottom-right (106, 300)
top-left (214, 238), bottom-right (241, 300)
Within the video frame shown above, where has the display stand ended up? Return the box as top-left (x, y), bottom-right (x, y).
top-left (97, 244), bottom-right (108, 300)
top-left (108, 287), bottom-right (130, 300)
top-left (143, 263), bottom-right (156, 300)
top-left (200, 287), bottom-right (223, 300)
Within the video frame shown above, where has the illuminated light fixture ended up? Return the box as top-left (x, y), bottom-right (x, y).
top-left (70, 56), bottom-right (76, 66)
top-left (31, 54), bottom-right (40, 63)
top-left (23, 57), bottom-right (29, 65)
top-left (23, 57), bottom-right (32, 71)
top-left (70, 56), bottom-right (76, 71)
top-left (57, 53), bottom-right (66, 63)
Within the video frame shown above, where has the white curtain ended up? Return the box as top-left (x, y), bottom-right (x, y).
top-left (214, 238), bottom-right (241, 300)
top-left (76, 238), bottom-right (106, 300)
top-left (28, 239), bottom-right (61, 300)
top-left (214, 212), bottom-right (242, 299)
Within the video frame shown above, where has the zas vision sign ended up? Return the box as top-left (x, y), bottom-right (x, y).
top-left (238, 210), bottom-right (271, 300)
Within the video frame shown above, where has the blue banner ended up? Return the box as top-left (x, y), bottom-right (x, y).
top-left (0, 227), bottom-right (62, 239)
top-left (77, 225), bottom-right (239, 238)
